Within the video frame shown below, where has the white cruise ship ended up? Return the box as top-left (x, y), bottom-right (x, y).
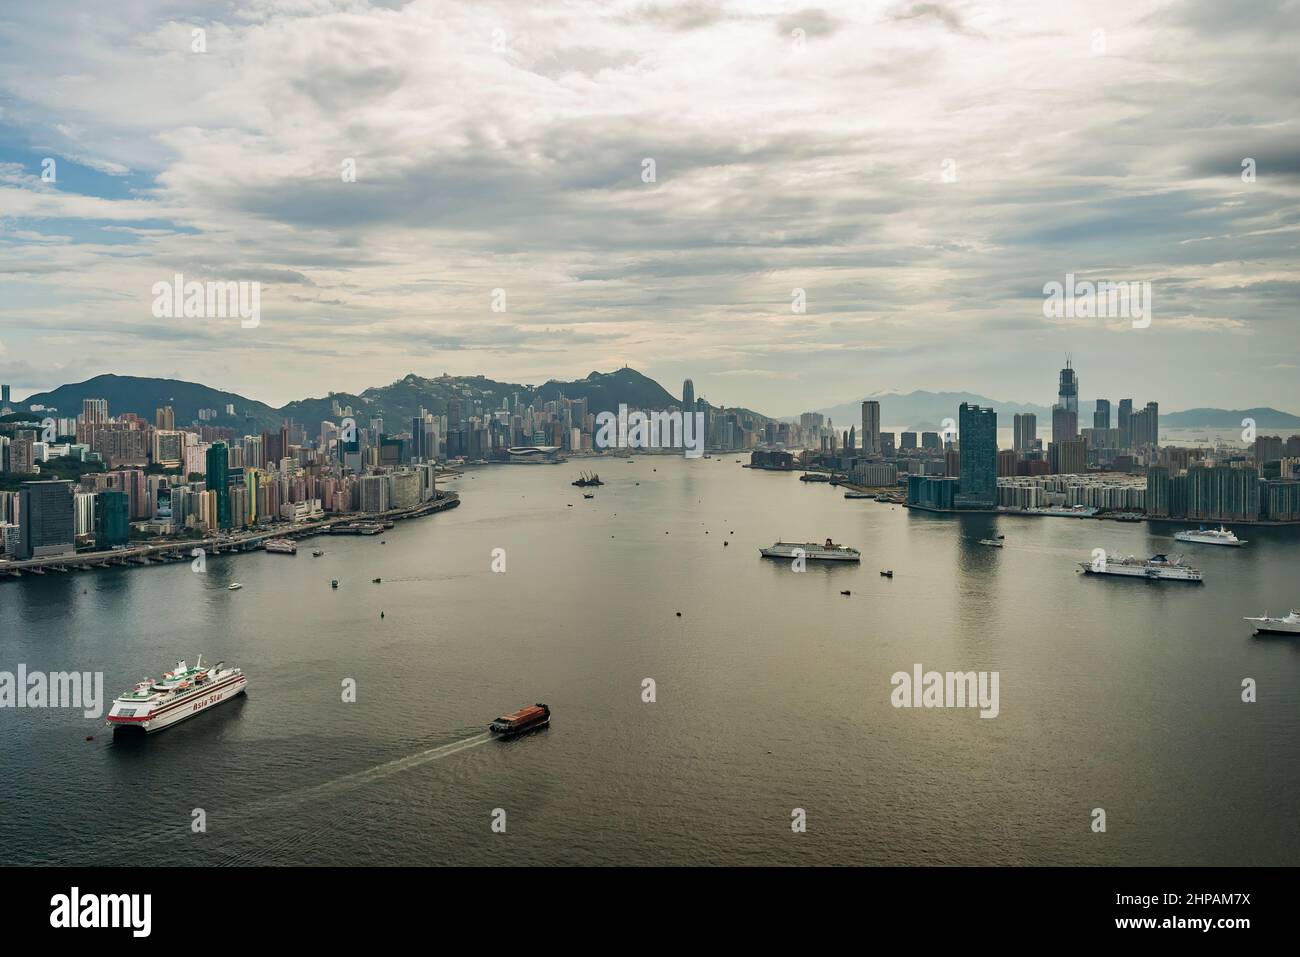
top-left (106, 657), bottom-right (247, 733)
top-left (1174, 525), bottom-right (1246, 547)
top-left (1077, 553), bottom-right (1203, 582)
top-left (760, 539), bottom-right (861, 562)
top-left (1243, 611), bottom-right (1300, 635)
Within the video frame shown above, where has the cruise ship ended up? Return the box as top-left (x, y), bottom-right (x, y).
top-left (106, 657), bottom-right (247, 733)
top-left (1174, 525), bottom-right (1246, 547)
top-left (1077, 553), bottom-right (1203, 582)
top-left (264, 538), bottom-right (297, 554)
top-left (760, 539), bottom-right (861, 562)
top-left (1243, 611), bottom-right (1300, 635)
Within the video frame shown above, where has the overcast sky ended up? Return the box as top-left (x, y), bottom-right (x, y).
top-left (1, 0), bottom-right (1296, 415)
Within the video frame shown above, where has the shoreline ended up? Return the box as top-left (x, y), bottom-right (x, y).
top-left (0, 492), bottom-right (461, 580)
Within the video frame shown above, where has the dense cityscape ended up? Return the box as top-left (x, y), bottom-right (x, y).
top-left (3, 356), bottom-right (1299, 568)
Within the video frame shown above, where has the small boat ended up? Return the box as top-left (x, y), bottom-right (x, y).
top-left (840, 590), bottom-right (851, 596)
top-left (227, 583), bottom-right (243, 590)
top-left (583, 493), bottom-right (594, 499)
top-left (978, 538), bottom-right (1003, 548)
top-left (312, 550), bottom-right (324, 557)
top-left (880, 570), bottom-right (893, 578)
top-left (372, 577), bottom-right (381, 583)
top-left (489, 703), bottom-right (551, 738)
top-left (330, 579), bottom-right (339, 589)
top-left (844, 491), bottom-right (872, 499)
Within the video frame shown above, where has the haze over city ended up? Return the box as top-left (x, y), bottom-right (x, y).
top-left (2, 0), bottom-right (1297, 411)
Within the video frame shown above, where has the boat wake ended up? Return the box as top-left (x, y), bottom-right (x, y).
top-left (54, 732), bottom-right (494, 865)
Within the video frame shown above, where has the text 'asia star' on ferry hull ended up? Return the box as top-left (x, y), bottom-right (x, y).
top-left (106, 657), bottom-right (248, 734)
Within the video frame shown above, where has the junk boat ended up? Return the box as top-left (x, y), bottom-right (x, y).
top-left (573, 471), bottom-right (604, 487)
top-left (760, 539), bottom-right (860, 562)
top-left (489, 703), bottom-right (551, 738)
top-left (106, 656), bottom-right (247, 734)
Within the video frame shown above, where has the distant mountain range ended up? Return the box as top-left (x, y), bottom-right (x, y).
top-left (10, 374), bottom-right (1297, 435)
top-left (806, 392), bottom-right (1300, 432)
top-left (12, 368), bottom-right (769, 433)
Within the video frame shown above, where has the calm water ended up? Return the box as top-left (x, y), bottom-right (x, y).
top-left (2, 456), bottom-right (1299, 866)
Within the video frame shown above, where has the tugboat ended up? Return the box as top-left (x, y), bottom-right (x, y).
top-left (489, 703), bottom-right (551, 738)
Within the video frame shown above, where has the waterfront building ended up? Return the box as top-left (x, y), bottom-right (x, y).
top-left (955, 403), bottom-right (997, 509)
top-left (205, 442), bottom-right (231, 529)
top-left (1186, 464), bottom-right (1259, 522)
top-left (94, 490), bottom-right (129, 548)
top-left (17, 480), bottom-right (75, 560)
top-left (861, 400), bottom-right (881, 455)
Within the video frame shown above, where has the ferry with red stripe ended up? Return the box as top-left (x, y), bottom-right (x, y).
top-left (106, 657), bottom-right (247, 733)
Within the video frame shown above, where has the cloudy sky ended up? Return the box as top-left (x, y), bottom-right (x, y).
top-left (0, 0), bottom-right (1296, 415)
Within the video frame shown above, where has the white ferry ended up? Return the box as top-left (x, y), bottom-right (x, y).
top-left (1243, 610), bottom-right (1300, 635)
top-left (106, 657), bottom-right (247, 733)
top-left (1174, 525), bottom-right (1246, 547)
top-left (760, 539), bottom-right (861, 562)
top-left (1077, 553), bottom-right (1203, 582)
top-left (264, 538), bottom-right (297, 554)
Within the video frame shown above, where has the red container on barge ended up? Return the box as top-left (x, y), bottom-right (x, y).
top-left (489, 703), bottom-right (551, 737)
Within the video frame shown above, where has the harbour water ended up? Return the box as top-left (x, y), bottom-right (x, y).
top-left (2, 456), bottom-right (1298, 865)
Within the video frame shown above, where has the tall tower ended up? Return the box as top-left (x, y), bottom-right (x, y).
top-left (682, 378), bottom-right (695, 414)
top-left (861, 400), bottom-right (881, 455)
top-left (1053, 357), bottom-right (1079, 443)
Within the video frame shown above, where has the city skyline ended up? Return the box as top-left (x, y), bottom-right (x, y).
top-left (2, 1), bottom-right (1298, 412)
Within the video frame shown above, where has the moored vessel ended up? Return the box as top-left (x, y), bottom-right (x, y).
top-left (1078, 553), bottom-right (1203, 582)
top-left (489, 703), bottom-right (551, 737)
top-left (264, 538), bottom-right (297, 554)
top-left (106, 657), bottom-right (247, 734)
top-left (760, 539), bottom-right (860, 562)
top-left (1243, 610), bottom-right (1300, 635)
top-left (1174, 525), bottom-right (1246, 547)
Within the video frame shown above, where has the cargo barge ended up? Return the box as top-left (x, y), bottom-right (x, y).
top-left (489, 703), bottom-right (551, 737)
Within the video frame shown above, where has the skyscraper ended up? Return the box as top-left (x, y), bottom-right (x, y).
top-left (1, 384), bottom-right (10, 405)
top-left (955, 403), bottom-right (997, 509)
top-left (861, 400), bottom-right (881, 455)
top-left (1118, 399), bottom-right (1133, 449)
top-left (17, 480), bottom-right (75, 559)
top-left (682, 378), bottom-right (695, 415)
top-left (1013, 413), bottom-right (1037, 452)
top-left (1057, 358), bottom-right (1078, 415)
top-left (1094, 399), bottom-right (1110, 430)
top-left (205, 442), bottom-right (231, 530)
